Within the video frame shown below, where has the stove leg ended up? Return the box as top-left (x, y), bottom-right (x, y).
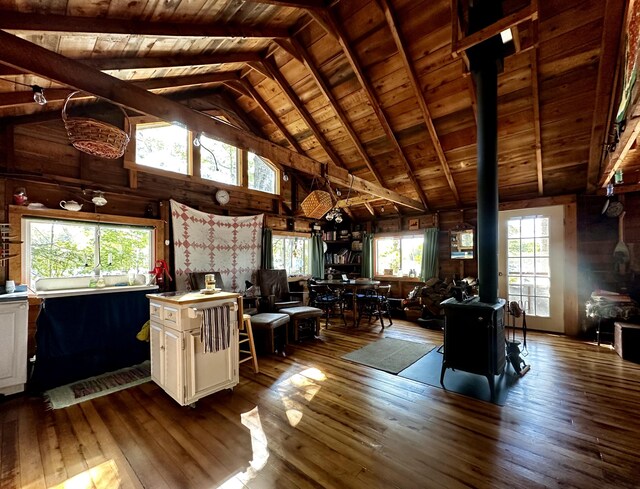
top-left (487, 375), bottom-right (495, 401)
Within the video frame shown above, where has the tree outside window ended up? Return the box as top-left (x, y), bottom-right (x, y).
top-left (273, 236), bottom-right (309, 276)
top-left (135, 123), bottom-right (189, 174)
top-left (375, 235), bottom-right (424, 276)
top-left (200, 135), bottom-right (238, 185)
top-left (248, 152), bottom-right (276, 194)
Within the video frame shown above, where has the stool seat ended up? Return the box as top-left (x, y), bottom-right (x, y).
top-left (279, 306), bottom-right (323, 342)
top-left (250, 312), bottom-right (290, 355)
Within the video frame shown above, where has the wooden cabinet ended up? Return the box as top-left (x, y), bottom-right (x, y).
top-left (0, 299), bottom-right (28, 395)
top-left (147, 291), bottom-right (240, 406)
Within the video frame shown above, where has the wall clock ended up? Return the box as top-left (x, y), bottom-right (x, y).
top-left (215, 189), bottom-right (230, 206)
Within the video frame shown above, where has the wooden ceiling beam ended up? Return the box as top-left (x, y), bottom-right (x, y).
top-left (599, 113), bottom-right (640, 188)
top-left (246, 61), bottom-right (275, 80)
top-left (230, 78), bottom-right (304, 153)
top-left (379, 0), bottom-right (460, 206)
top-left (0, 53), bottom-right (260, 77)
top-left (242, 0), bottom-right (326, 9)
top-left (0, 11), bottom-right (289, 39)
top-left (363, 202), bottom-right (376, 216)
top-left (270, 39), bottom-right (304, 64)
top-left (530, 36), bottom-right (544, 195)
top-left (335, 195), bottom-right (382, 208)
top-left (260, 58), bottom-right (345, 169)
top-left (0, 72), bottom-right (240, 108)
top-left (452, 0), bottom-right (538, 55)
top-left (317, 10), bottom-right (431, 210)
top-left (0, 30), bottom-right (425, 211)
top-left (588, 0), bottom-right (627, 190)
top-left (287, 37), bottom-right (386, 185)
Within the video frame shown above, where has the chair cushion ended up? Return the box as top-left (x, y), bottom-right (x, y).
top-left (275, 300), bottom-right (302, 308)
top-left (279, 306), bottom-right (323, 319)
top-left (250, 313), bottom-right (290, 329)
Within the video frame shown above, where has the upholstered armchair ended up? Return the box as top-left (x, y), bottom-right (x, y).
top-left (257, 269), bottom-right (304, 311)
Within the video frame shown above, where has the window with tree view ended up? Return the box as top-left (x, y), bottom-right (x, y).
top-left (248, 152), bottom-right (277, 194)
top-left (25, 218), bottom-right (153, 289)
top-left (273, 236), bottom-right (309, 276)
top-left (200, 134), bottom-right (238, 185)
top-left (375, 235), bottom-right (424, 276)
top-left (135, 122), bottom-right (189, 175)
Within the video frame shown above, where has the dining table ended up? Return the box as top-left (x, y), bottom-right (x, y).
top-left (315, 279), bottom-right (380, 326)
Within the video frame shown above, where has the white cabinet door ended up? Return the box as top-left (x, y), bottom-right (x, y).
top-left (149, 321), bottom-right (163, 385)
top-left (162, 327), bottom-right (183, 404)
top-left (184, 327), bottom-right (237, 404)
top-left (0, 301), bottom-right (28, 393)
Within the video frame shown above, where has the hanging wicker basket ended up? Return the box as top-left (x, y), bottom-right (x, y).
top-left (62, 91), bottom-right (131, 159)
top-left (300, 190), bottom-right (333, 219)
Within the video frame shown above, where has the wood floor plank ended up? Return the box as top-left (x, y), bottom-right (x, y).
top-left (1, 319), bottom-right (640, 488)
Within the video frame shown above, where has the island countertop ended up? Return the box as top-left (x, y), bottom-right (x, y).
top-left (147, 290), bottom-right (241, 305)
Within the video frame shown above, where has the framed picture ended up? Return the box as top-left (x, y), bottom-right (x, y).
top-left (408, 218), bottom-right (419, 230)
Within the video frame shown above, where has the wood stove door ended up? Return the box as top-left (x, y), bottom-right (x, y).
top-left (498, 205), bottom-right (565, 333)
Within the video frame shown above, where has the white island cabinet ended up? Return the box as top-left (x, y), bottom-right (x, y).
top-left (147, 291), bottom-right (242, 406)
top-left (0, 298), bottom-right (28, 395)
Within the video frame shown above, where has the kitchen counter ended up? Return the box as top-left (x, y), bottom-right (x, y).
top-left (36, 284), bottom-right (158, 299)
top-left (147, 290), bottom-right (241, 305)
top-left (0, 290), bottom-right (28, 302)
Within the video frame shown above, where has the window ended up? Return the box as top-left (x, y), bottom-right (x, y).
top-left (200, 134), bottom-right (239, 185)
top-left (248, 152), bottom-right (277, 194)
top-left (273, 236), bottom-right (310, 276)
top-left (375, 234), bottom-right (424, 276)
top-left (25, 218), bottom-right (153, 289)
top-left (135, 122), bottom-right (190, 175)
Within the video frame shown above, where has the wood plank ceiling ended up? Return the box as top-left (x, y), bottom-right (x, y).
top-left (0, 0), bottom-right (629, 218)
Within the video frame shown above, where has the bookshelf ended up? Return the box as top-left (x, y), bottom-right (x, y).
top-left (322, 226), bottom-right (362, 278)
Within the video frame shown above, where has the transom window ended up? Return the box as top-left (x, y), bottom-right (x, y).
top-left (375, 234), bottom-right (424, 276)
top-left (24, 218), bottom-right (154, 289)
top-left (128, 119), bottom-right (277, 194)
top-left (273, 235), bottom-right (310, 276)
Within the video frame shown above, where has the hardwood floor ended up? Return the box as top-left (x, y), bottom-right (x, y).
top-left (2, 319), bottom-right (640, 489)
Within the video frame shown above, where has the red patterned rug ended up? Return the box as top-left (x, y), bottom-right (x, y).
top-left (44, 361), bottom-right (150, 409)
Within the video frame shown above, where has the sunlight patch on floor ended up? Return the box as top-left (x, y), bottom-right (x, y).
top-left (277, 367), bottom-right (327, 427)
top-left (49, 459), bottom-right (120, 489)
top-left (216, 406), bottom-right (269, 488)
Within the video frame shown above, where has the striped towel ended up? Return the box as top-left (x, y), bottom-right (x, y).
top-left (201, 304), bottom-right (231, 353)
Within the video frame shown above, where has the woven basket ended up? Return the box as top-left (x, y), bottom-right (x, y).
top-left (62, 91), bottom-right (131, 159)
top-left (301, 190), bottom-right (333, 219)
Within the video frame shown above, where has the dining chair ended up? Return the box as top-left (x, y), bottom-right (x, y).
top-left (309, 284), bottom-right (346, 328)
top-left (357, 284), bottom-right (393, 329)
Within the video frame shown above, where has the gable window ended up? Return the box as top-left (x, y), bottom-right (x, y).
top-left (375, 234), bottom-right (424, 276)
top-left (24, 218), bottom-right (154, 289)
top-left (273, 235), bottom-right (310, 276)
top-left (248, 152), bottom-right (277, 194)
top-left (199, 134), bottom-right (239, 185)
top-left (135, 122), bottom-right (190, 175)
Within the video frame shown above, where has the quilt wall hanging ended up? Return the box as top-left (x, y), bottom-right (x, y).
top-left (170, 199), bottom-right (263, 292)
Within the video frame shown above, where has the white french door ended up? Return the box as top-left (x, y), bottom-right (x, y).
top-left (498, 205), bottom-right (565, 333)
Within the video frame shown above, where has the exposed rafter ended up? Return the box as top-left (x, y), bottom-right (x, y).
top-left (243, 0), bottom-right (326, 9)
top-left (286, 37), bottom-right (386, 186)
top-left (378, 0), bottom-right (461, 206)
top-left (229, 78), bottom-right (304, 153)
top-left (0, 29), bottom-right (426, 211)
top-left (315, 10), bottom-right (431, 210)
top-left (335, 195), bottom-right (383, 208)
top-left (530, 45), bottom-right (544, 195)
top-left (0, 72), bottom-right (240, 108)
top-left (588, 0), bottom-right (627, 191)
top-left (0, 11), bottom-right (289, 39)
top-left (259, 58), bottom-right (345, 168)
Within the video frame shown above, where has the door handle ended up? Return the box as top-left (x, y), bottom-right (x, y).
top-left (498, 272), bottom-right (503, 276)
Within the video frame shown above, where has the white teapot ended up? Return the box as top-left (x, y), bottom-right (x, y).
top-left (60, 200), bottom-right (83, 211)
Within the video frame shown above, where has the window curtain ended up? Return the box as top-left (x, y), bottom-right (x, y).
top-left (261, 227), bottom-right (273, 269)
top-left (310, 233), bottom-right (325, 279)
top-left (420, 227), bottom-right (439, 281)
top-left (361, 232), bottom-right (374, 279)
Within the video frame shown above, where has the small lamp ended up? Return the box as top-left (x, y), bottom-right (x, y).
top-left (31, 85), bottom-right (46, 105)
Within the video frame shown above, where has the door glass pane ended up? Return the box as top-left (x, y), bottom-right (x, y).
top-left (535, 217), bottom-right (549, 238)
top-left (521, 258), bottom-right (535, 275)
top-left (507, 221), bottom-right (520, 238)
top-left (508, 257), bottom-right (520, 274)
top-left (536, 297), bottom-right (550, 317)
top-left (521, 218), bottom-right (535, 238)
top-left (535, 258), bottom-right (549, 277)
top-left (535, 277), bottom-right (550, 297)
top-left (520, 239), bottom-right (535, 257)
top-left (507, 239), bottom-right (520, 256)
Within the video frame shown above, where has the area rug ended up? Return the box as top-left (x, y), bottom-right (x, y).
top-left (44, 361), bottom-right (151, 410)
top-left (342, 338), bottom-right (437, 374)
top-left (399, 349), bottom-right (518, 406)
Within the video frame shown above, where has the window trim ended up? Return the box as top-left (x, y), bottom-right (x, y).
top-left (8, 205), bottom-right (165, 286)
top-left (124, 116), bottom-right (279, 196)
top-left (373, 232), bottom-right (424, 278)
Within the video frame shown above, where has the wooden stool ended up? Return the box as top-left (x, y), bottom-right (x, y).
top-left (240, 314), bottom-right (259, 373)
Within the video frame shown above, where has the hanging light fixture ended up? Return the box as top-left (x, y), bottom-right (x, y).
top-left (31, 85), bottom-right (47, 105)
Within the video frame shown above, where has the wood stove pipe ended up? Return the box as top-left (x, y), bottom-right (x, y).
top-left (467, 0), bottom-right (504, 304)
